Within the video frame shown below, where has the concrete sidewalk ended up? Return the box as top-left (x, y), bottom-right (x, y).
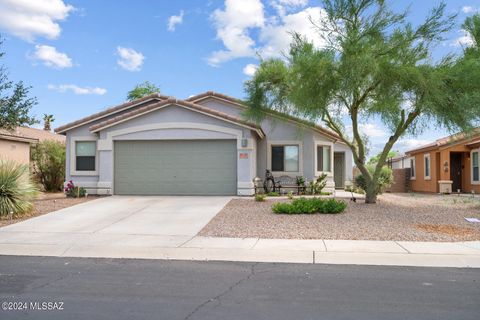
top-left (0, 232), bottom-right (479, 268)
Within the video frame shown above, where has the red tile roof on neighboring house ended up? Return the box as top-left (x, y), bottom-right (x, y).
top-left (15, 127), bottom-right (65, 143)
top-left (55, 93), bottom-right (169, 134)
top-left (89, 98), bottom-right (266, 138)
top-left (187, 91), bottom-right (342, 142)
top-left (406, 128), bottom-right (480, 154)
top-left (0, 128), bottom-right (38, 144)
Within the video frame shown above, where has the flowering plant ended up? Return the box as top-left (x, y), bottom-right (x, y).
top-left (64, 180), bottom-right (86, 198)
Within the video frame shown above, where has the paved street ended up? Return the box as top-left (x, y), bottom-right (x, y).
top-left (0, 256), bottom-right (479, 320)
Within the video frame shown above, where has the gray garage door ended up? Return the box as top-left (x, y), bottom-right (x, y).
top-left (114, 140), bottom-right (237, 195)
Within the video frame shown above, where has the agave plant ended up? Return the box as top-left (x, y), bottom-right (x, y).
top-left (0, 160), bottom-right (39, 217)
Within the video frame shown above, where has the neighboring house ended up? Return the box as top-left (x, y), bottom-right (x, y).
top-left (389, 154), bottom-right (412, 170)
top-left (406, 129), bottom-right (480, 194)
top-left (0, 127), bottom-right (65, 165)
top-left (55, 92), bottom-right (354, 196)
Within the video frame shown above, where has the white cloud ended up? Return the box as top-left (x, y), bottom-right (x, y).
top-left (33, 44), bottom-right (72, 68)
top-left (393, 139), bottom-right (433, 152)
top-left (259, 6), bottom-right (328, 58)
top-left (208, 1), bottom-right (328, 65)
top-left (461, 6), bottom-right (475, 14)
top-left (451, 30), bottom-right (474, 47)
top-left (116, 46), bottom-right (145, 72)
top-left (208, 0), bottom-right (265, 65)
top-left (0, 0), bottom-right (74, 41)
top-left (345, 123), bottom-right (387, 139)
top-left (243, 63), bottom-right (258, 76)
top-left (47, 84), bottom-right (106, 95)
top-left (167, 10), bottom-right (184, 32)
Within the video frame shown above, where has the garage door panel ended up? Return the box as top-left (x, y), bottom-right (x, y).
top-left (114, 140), bottom-right (237, 195)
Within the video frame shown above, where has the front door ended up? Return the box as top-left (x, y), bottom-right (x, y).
top-left (450, 152), bottom-right (462, 192)
top-left (334, 152), bottom-right (345, 189)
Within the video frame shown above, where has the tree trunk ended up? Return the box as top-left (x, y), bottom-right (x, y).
top-left (365, 182), bottom-right (378, 204)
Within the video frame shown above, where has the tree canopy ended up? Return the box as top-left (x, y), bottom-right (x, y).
top-left (244, 0), bottom-right (480, 203)
top-left (0, 37), bottom-right (37, 130)
top-left (127, 81), bottom-right (161, 101)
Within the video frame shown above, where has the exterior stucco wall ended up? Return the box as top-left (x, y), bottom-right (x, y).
top-left (198, 98), bottom-right (353, 188)
top-left (66, 104), bottom-right (257, 195)
top-left (0, 139), bottom-right (30, 164)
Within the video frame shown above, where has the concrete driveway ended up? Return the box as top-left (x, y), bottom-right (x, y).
top-left (0, 196), bottom-right (231, 250)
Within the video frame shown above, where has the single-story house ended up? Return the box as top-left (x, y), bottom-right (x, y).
top-left (406, 129), bottom-right (480, 194)
top-left (389, 154), bottom-right (412, 170)
top-left (55, 92), bottom-right (353, 196)
top-left (0, 127), bottom-right (65, 165)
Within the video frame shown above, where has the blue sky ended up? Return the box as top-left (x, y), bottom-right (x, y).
top-left (0, 0), bottom-right (478, 156)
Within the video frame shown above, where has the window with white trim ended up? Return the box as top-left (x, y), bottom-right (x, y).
top-left (472, 151), bottom-right (479, 182)
top-left (424, 153), bottom-right (431, 180)
top-left (76, 141), bottom-right (96, 171)
top-left (410, 157), bottom-right (416, 179)
top-left (316, 145), bottom-right (331, 172)
top-left (271, 145), bottom-right (299, 172)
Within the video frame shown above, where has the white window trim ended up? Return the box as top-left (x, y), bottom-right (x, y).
top-left (471, 149), bottom-right (480, 185)
top-left (423, 153), bottom-right (431, 180)
top-left (267, 140), bottom-right (303, 176)
top-left (70, 137), bottom-right (99, 176)
top-left (410, 157), bottom-right (416, 180)
top-left (314, 141), bottom-right (334, 177)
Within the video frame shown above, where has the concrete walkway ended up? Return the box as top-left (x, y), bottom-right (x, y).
top-left (0, 196), bottom-right (479, 268)
top-left (0, 232), bottom-right (479, 268)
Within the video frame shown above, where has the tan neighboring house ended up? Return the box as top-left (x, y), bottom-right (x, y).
top-left (406, 129), bottom-right (480, 194)
top-left (0, 127), bottom-right (65, 165)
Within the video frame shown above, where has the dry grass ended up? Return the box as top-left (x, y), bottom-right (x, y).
top-left (0, 193), bottom-right (100, 227)
top-left (199, 193), bottom-right (480, 242)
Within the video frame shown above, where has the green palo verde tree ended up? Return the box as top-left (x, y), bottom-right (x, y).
top-left (244, 1), bottom-right (480, 203)
top-left (126, 81), bottom-right (161, 101)
top-left (0, 36), bottom-right (37, 130)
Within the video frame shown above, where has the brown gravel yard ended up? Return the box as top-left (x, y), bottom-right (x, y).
top-left (0, 193), bottom-right (100, 227)
top-left (199, 193), bottom-right (480, 242)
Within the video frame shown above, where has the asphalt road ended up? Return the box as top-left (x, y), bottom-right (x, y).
top-left (0, 256), bottom-right (479, 320)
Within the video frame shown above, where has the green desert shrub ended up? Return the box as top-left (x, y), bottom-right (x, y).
top-left (0, 160), bottom-right (39, 217)
top-left (306, 173), bottom-right (328, 195)
top-left (255, 194), bottom-right (266, 202)
top-left (267, 191), bottom-right (280, 197)
top-left (31, 140), bottom-right (66, 191)
top-left (272, 197), bottom-right (347, 214)
top-left (354, 165), bottom-right (393, 194)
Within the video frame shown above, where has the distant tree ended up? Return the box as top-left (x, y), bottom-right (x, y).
top-left (368, 151), bottom-right (399, 166)
top-left (127, 81), bottom-right (160, 101)
top-left (0, 37), bottom-right (37, 130)
top-left (43, 114), bottom-right (54, 131)
top-left (244, 1), bottom-right (480, 203)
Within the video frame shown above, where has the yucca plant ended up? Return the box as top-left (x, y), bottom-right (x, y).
top-left (0, 160), bottom-right (39, 217)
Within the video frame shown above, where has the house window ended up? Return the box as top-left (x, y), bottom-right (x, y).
top-left (473, 151), bottom-right (479, 182)
top-left (424, 153), bottom-right (431, 180)
top-left (271, 145), bottom-right (299, 172)
top-left (316, 145), bottom-right (331, 172)
top-left (76, 141), bottom-right (96, 171)
top-left (410, 158), bottom-right (416, 179)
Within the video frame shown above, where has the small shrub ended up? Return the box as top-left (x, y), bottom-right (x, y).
top-left (272, 197), bottom-right (347, 214)
top-left (287, 191), bottom-right (294, 199)
top-left (31, 140), bottom-right (66, 191)
top-left (306, 174), bottom-right (328, 195)
top-left (255, 194), bottom-right (266, 202)
top-left (64, 180), bottom-right (86, 198)
top-left (354, 165), bottom-right (393, 194)
top-left (267, 191), bottom-right (280, 197)
top-left (0, 160), bottom-right (39, 217)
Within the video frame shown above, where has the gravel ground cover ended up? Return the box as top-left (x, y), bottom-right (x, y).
top-left (0, 193), bottom-right (100, 227)
top-left (199, 193), bottom-right (480, 241)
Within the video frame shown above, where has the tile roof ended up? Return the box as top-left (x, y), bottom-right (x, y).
top-left (187, 91), bottom-right (342, 141)
top-left (89, 98), bottom-right (265, 137)
top-left (406, 128), bottom-right (480, 154)
top-left (55, 93), bottom-right (169, 134)
top-left (15, 127), bottom-right (65, 142)
top-left (0, 128), bottom-right (39, 143)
